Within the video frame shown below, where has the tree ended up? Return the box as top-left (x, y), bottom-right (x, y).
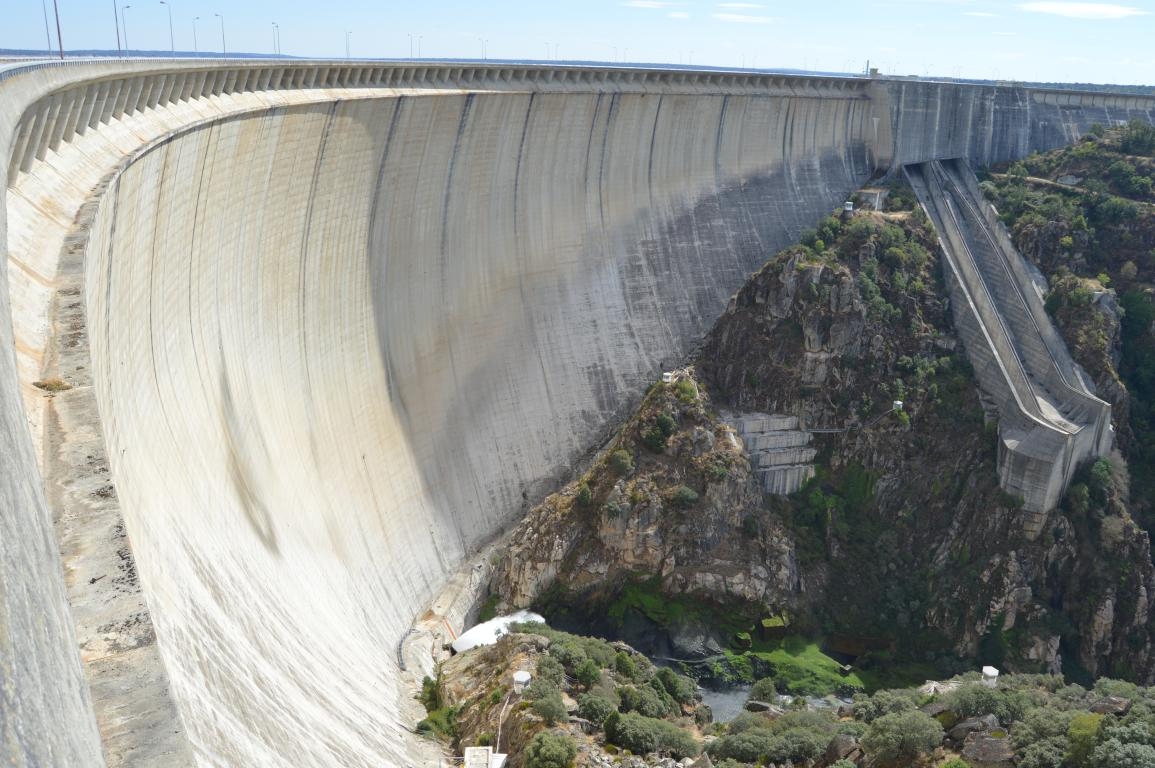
top-left (1067, 712), bottom-right (1104, 768)
top-left (861, 710), bottom-right (943, 763)
top-left (1092, 740), bottom-right (1155, 768)
top-left (750, 676), bottom-right (778, 702)
top-left (655, 667), bottom-right (697, 704)
top-left (609, 450), bottom-right (634, 476)
top-left (853, 689), bottom-right (916, 723)
top-left (575, 658), bottom-right (601, 689)
top-left (524, 731), bottom-right (577, 768)
top-left (531, 690), bottom-right (568, 726)
top-left (670, 485), bottom-right (699, 508)
top-left (614, 651), bottom-right (638, 680)
top-left (577, 694), bottom-right (616, 727)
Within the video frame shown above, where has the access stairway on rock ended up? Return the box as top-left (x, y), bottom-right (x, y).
top-left (905, 159), bottom-right (1112, 514)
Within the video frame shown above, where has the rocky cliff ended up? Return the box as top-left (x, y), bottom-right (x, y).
top-left (489, 197), bottom-right (1155, 684)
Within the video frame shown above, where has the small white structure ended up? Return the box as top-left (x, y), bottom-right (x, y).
top-left (982, 666), bottom-right (1000, 688)
top-left (843, 201), bottom-right (855, 213)
top-left (463, 746), bottom-right (508, 768)
top-left (451, 610), bottom-right (545, 654)
top-left (512, 670), bottom-right (532, 694)
top-left (892, 400), bottom-right (904, 412)
top-left (662, 371), bottom-right (677, 384)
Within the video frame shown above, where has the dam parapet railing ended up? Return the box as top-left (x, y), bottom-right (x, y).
top-left (906, 159), bottom-right (1111, 517)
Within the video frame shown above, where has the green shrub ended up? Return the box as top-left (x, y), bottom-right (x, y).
top-left (536, 655), bottom-right (566, 686)
top-left (861, 710), bottom-right (943, 763)
top-left (709, 730), bottom-right (776, 763)
top-left (674, 378), bottom-right (698, 403)
top-left (549, 640), bottom-right (589, 673)
top-left (532, 690), bottom-right (568, 725)
top-left (656, 412), bottom-right (678, 437)
top-left (670, 485), bottom-right (699, 508)
top-left (1091, 740), bottom-right (1155, 768)
top-left (575, 658), bottom-right (602, 689)
top-left (418, 674), bottom-right (442, 711)
top-left (575, 483), bottom-right (592, 507)
top-left (643, 425), bottom-right (668, 452)
top-left (750, 676), bottom-right (778, 702)
top-left (607, 712), bottom-right (699, 758)
top-left (415, 705), bottom-right (458, 740)
top-left (524, 731), bottom-right (577, 768)
top-left (615, 651), bottom-right (639, 680)
top-left (1017, 737), bottom-right (1066, 768)
top-left (1012, 707), bottom-right (1074, 749)
top-left (578, 694), bottom-right (617, 726)
top-left (619, 684), bottom-right (674, 719)
top-left (655, 667), bottom-right (697, 704)
top-left (609, 449), bottom-right (635, 476)
top-left (941, 760), bottom-right (971, 768)
top-left (526, 678), bottom-right (562, 702)
top-left (945, 682), bottom-right (1032, 724)
top-left (1066, 712), bottom-right (1104, 767)
top-left (853, 689), bottom-right (917, 723)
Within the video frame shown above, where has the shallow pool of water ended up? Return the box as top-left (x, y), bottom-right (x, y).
top-left (698, 685), bottom-right (752, 723)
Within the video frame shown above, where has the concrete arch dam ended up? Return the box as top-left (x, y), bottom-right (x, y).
top-left (0, 61), bottom-right (1152, 766)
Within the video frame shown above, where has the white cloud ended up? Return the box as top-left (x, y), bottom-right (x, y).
top-left (668, 10), bottom-right (690, 18)
top-left (718, 2), bottom-right (765, 7)
top-left (1018, 2), bottom-right (1149, 18)
top-left (713, 12), bottom-right (775, 22)
top-left (624, 0), bottom-right (673, 7)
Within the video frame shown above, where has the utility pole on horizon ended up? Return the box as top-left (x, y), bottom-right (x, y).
top-left (214, 13), bottom-right (225, 55)
top-left (160, 0), bottom-right (174, 52)
top-left (193, 16), bottom-right (199, 53)
top-left (52, 0), bottom-right (63, 58)
top-left (121, 5), bottom-right (131, 53)
top-left (112, 0), bottom-right (122, 55)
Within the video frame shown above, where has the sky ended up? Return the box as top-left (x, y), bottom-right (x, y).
top-left (3, 0), bottom-right (1154, 85)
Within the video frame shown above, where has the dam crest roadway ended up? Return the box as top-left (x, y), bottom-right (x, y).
top-left (1, 58), bottom-right (1154, 766)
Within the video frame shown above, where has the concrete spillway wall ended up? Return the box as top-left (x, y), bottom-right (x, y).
top-left (0, 61), bottom-right (1153, 766)
top-left (906, 159), bottom-right (1111, 515)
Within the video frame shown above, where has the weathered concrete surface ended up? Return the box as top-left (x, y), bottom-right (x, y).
top-left (906, 159), bottom-right (1111, 514)
top-left (0, 61), bottom-right (1153, 766)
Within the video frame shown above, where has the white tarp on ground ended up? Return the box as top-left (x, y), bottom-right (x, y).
top-left (451, 610), bottom-right (546, 654)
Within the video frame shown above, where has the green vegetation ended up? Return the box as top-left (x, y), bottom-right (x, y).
top-left (860, 710), bottom-right (944, 763)
top-left (608, 449), bottom-right (634, 476)
top-left (523, 731), bottom-right (577, 768)
top-left (605, 711), bottom-right (699, 758)
top-left (476, 593), bottom-right (500, 623)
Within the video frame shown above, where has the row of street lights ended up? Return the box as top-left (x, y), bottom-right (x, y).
top-left (109, 1), bottom-right (226, 55)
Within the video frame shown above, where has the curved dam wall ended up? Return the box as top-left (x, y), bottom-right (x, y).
top-left (873, 80), bottom-right (1155, 168)
top-left (2, 61), bottom-right (1154, 766)
top-left (0, 62), bottom-right (874, 766)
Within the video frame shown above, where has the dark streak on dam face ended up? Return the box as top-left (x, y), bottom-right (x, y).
top-left (0, 61), bottom-right (1153, 766)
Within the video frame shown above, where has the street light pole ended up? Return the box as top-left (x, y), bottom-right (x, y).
top-left (52, 0), bottom-right (63, 59)
top-left (193, 16), bottom-right (198, 53)
top-left (41, 0), bottom-right (52, 54)
top-left (345, 30), bottom-right (351, 59)
top-left (121, 5), bottom-right (131, 53)
top-left (214, 12), bottom-right (225, 55)
top-left (159, 1), bottom-right (174, 52)
top-left (272, 22), bottom-right (279, 55)
top-left (112, 0), bottom-right (122, 55)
